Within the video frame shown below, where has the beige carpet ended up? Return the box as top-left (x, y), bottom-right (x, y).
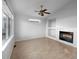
top-left (11, 37), bottom-right (77, 59)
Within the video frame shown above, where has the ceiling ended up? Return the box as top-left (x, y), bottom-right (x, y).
top-left (6, 0), bottom-right (73, 18)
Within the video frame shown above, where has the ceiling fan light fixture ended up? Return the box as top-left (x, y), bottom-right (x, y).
top-left (35, 5), bottom-right (51, 16)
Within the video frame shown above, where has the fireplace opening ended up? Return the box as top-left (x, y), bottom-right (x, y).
top-left (59, 31), bottom-right (73, 43)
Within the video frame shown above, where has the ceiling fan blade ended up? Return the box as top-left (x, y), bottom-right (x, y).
top-left (42, 9), bottom-right (47, 12)
top-left (44, 12), bottom-right (51, 14)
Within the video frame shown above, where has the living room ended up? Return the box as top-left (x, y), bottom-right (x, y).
top-left (2, 0), bottom-right (77, 59)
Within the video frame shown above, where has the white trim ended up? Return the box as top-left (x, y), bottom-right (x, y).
top-left (2, 35), bottom-right (14, 52)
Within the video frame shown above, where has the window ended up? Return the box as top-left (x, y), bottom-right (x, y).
top-left (2, 13), bottom-right (13, 45)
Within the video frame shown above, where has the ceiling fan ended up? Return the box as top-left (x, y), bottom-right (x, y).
top-left (35, 5), bottom-right (51, 16)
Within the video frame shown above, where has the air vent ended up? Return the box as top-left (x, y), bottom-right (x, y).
top-left (28, 19), bottom-right (41, 23)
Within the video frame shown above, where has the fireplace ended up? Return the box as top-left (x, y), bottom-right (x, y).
top-left (59, 31), bottom-right (73, 43)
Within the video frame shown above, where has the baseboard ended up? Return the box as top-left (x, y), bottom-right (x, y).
top-left (15, 36), bottom-right (46, 42)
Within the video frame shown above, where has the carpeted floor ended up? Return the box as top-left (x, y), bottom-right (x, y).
top-left (11, 37), bottom-right (77, 59)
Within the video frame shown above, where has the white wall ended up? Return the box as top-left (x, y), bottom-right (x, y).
top-left (47, 0), bottom-right (77, 46)
top-left (14, 15), bottom-right (46, 41)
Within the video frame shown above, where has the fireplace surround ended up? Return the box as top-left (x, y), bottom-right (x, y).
top-left (59, 31), bottom-right (73, 43)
